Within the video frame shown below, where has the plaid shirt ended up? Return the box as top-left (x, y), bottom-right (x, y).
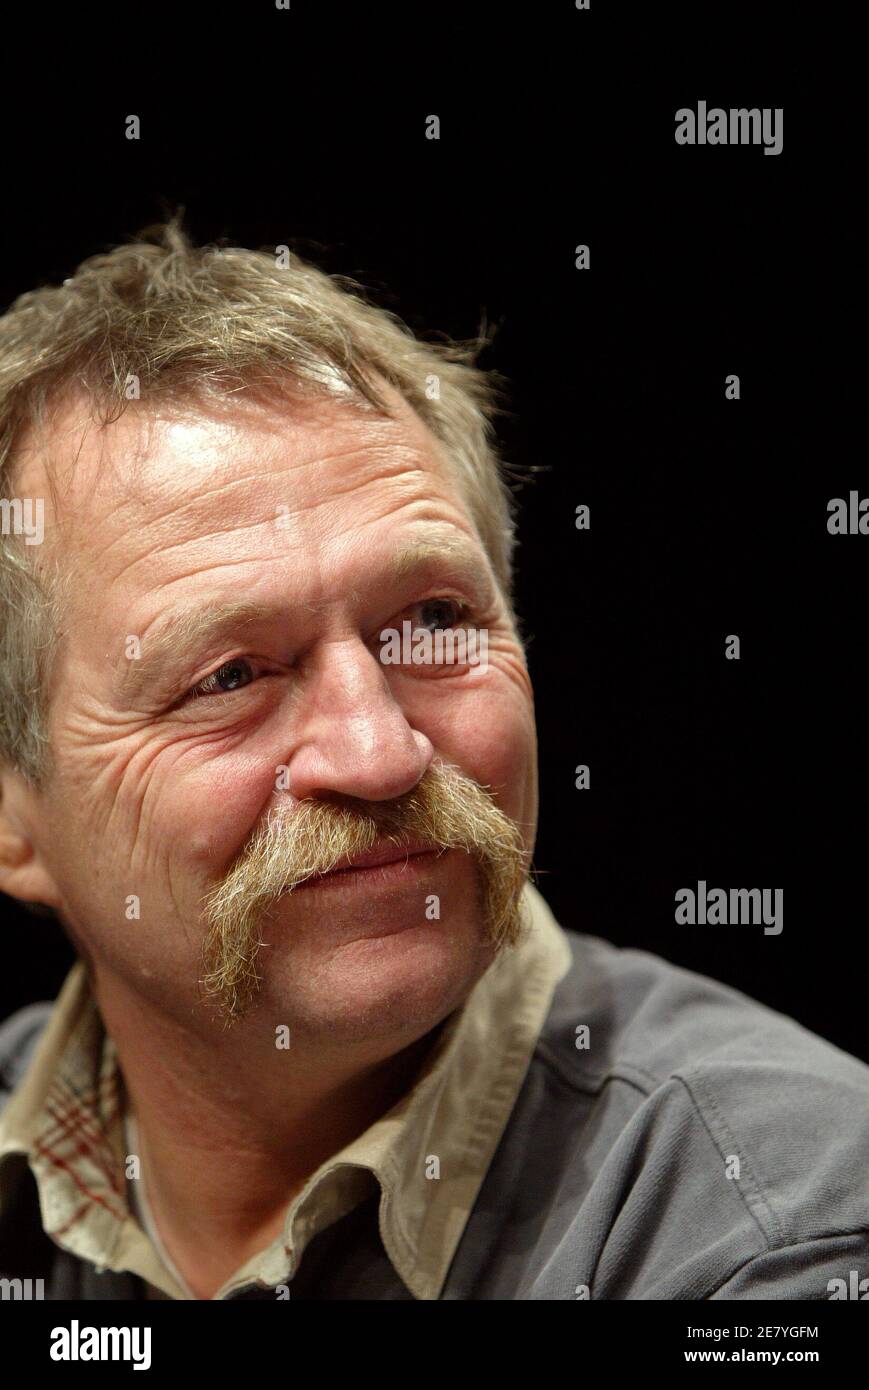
top-left (0, 881), bottom-right (571, 1299)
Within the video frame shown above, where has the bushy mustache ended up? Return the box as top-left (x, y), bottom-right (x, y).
top-left (199, 761), bottom-right (531, 1025)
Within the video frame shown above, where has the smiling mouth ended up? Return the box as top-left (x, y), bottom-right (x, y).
top-left (281, 842), bottom-right (448, 893)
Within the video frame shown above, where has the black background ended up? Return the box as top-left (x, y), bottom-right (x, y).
top-left (1, 4), bottom-right (865, 1063)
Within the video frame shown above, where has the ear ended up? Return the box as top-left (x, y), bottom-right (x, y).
top-left (0, 765), bottom-right (63, 910)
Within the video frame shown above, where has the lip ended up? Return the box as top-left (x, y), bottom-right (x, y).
top-left (285, 840), bottom-right (446, 891)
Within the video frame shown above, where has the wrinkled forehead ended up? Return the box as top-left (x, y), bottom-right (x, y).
top-left (10, 377), bottom-right (467, 574)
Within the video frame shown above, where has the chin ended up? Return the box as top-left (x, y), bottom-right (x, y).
top-left (263, 914), bottom-right (495, 1047)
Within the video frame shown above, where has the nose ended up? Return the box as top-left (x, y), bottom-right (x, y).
top-left (283, 637), bottom-right (434, 804)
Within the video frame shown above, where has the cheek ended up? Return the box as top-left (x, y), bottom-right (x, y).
top-left (410, 678), bottom-right (537, 826)
top-left (159, 748), bottom-right (279, 878)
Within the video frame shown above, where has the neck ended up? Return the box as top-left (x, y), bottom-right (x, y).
top-left (98, 978), bottom-right (447, 1299)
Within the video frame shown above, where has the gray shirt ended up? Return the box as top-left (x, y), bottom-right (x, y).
top-left (279, 925), bottom-right (869, 1300)
top-left (2, 911), bottom-right (868, 1299)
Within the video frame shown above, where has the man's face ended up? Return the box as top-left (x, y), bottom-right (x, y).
top-left (9, 382), bottom-right (538, 1048)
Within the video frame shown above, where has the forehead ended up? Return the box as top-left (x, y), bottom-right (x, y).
top-left (14, 380), bottom-right (478, 594)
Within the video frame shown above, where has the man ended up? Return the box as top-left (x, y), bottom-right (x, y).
top-left (0, 223), bottom-right (866, 1301)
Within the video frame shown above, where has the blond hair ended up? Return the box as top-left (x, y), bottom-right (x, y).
top-left (0, 218), bottom-right (521, 787)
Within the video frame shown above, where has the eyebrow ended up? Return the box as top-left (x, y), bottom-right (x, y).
top-left (388, 535), bottom-right (493, 588)
top-left (112, 535), bottom-right (495, 705)
top-left (113, 601), bottom-right (268, 704)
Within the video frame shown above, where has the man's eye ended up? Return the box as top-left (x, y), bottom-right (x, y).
top-left (187, 658), bottom-right (256, 700)
top-left (412, 598), bottom-right (467, 631)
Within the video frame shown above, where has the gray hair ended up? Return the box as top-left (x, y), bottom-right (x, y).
top-left (0, 217), bottom-right (522, 790)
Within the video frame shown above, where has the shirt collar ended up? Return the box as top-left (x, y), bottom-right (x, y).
top-left (0, 880), bottom-right (571, 1299)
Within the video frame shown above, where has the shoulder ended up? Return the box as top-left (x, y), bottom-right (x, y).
top-left (543, 927), bottom-right (869, 1098)
top-left (532, 928), bottom-right (869, 1280)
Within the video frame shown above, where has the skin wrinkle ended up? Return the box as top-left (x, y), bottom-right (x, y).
top-left (97, 423), bottom-right (437, 539)
top-left (0, 374), bottom-right (538, 1298)
top-left (112, 533), bottom-right (496, 707)
top-left (97, 476), bottom-right (466, 609)
top-left (92, 455), bottom-right (427, 564)
top-left (20, 397), bottom-right (424, 576)
top-left (67, 717), bottom-right (211, 867)
top-left (114, 530), bottom-right (489, 706)
top-left (59, 671), bottom-right (263, 870)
